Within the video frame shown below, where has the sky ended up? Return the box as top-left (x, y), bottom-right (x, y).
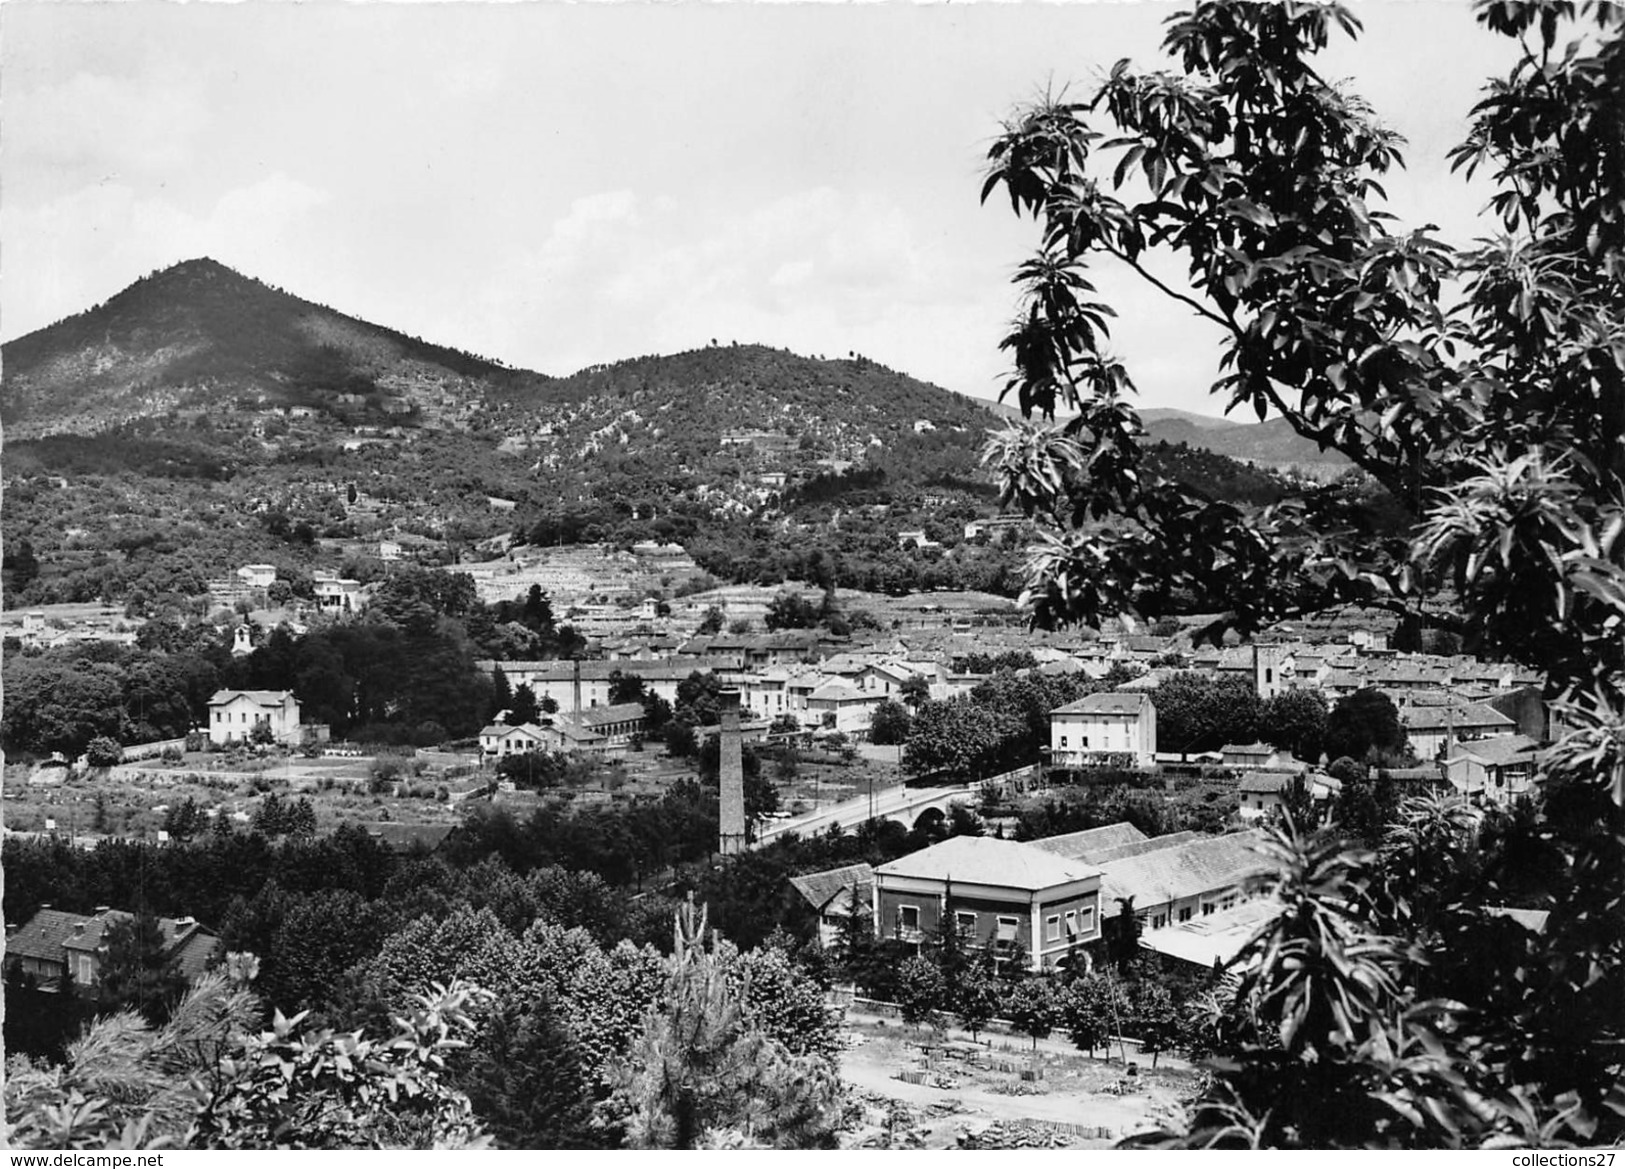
top-left (1, 0), bottom-right (1522, 417)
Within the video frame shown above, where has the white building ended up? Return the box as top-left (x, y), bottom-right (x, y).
top-left (1444, 734), bottom-right (1543, 807)
top-left (313, 573), bottom-right (364, 613)
top-left (208, 690), bottom-right (301, 746)
top-left (1049, 691), bottom-right (1158, 768)
top-left (237, 564), bottom-right (277, 590)
top-left (479, 723), bottom-right (552, 757)
top-left (804, 681), bottom-right (881, 734)
top-left (1403, 701), bottom-right (1517, 761)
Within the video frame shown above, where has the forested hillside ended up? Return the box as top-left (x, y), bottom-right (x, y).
top-left (2, 260), bottom-right (1332, 608)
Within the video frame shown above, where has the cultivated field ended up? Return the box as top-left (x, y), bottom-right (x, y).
top-left (837, 1013), bottom-right (1195, 1149)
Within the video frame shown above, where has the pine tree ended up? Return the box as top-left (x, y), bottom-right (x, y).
top-left (97, 908), bottom-right (186, 1026)
top-left (489, 667), bottom-right (513, 721)
top-left (603, 900), bottom-right (842, 1149)
top-left (460, 997), bottom-right (605, 1149)
top-left (508, 685), bottom-right (541, 727)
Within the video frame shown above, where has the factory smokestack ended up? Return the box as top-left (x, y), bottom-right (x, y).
top-left (718, 688), bottom-right (746, 856)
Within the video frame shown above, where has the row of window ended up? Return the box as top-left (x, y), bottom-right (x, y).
top-left (893, 905), bottom-right (1096, 946)
top-left (1043, 907), bottom-right (1095, 942)
top-left (214, 712), bottom-right (278, 724)
top-left (1143, 893), bottom-right (1243, 932)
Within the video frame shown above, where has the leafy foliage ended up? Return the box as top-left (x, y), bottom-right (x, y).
top-left (983, 0), bottom-right (1625, 1146)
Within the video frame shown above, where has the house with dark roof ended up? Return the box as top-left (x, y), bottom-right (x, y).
top-left (570, 701), bottom-right (647, 746)
top-left (5, 907), bottom-right (220, 993)
top-left (873, 836), bottom-right (1102, 973)
top-left (789, 862), bottom-right (876, 947)
top-left (1049, 691), bottom-right (1158, 769)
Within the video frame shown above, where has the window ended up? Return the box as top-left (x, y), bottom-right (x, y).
top-left (1202, 903), bottom-right (1216, 916)
top-left (78, 955), bottom-right (92, 982)
top-left (1059, 735), bottom-right (1068, 747)
top-left (1076, 907), bottom-right (1095, 936)
top-left (899, 905), bottom-right (920, 931)
top-left (996, 916), bottom-right (1020, 944)
top-left (1178, 907), bottom-right (1194, 923)
top-left (1064, 910), bottom-right (1078, 936)
top-left (955, 911), bottom-right (977, 934)
top-left (214, 712), bottom-right (222, 724)
top-left (1152, 914), bottom-right (1167, 930)
top-left (1045, 915), bottom-right (1061, 942)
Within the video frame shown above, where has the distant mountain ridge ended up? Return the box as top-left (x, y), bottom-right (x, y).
top-left (0, 258), bottom-right (551, 439)
top-left (1, 258), bottom-right (1323, 609)
top-left (6, 257), bottom-right (1345, 473)
top-left (978, 400), bottom-right (1349, 473)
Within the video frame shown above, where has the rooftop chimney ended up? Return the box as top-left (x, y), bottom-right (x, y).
top-left (94, 905), bottom-right (110, 916)
top-left (718, 689), bottom-right (747, 857)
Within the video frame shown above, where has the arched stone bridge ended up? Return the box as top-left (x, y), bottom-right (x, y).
top-left (753, 783), bottom-right (976, 848)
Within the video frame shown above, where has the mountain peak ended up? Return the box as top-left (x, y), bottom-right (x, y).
top-left (1, 258), bottom-right (530, 437)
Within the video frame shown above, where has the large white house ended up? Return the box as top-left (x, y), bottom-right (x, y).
top-left (208, 690), bottom-right (302, 745)
top-left (236, 564), bottom-right (278, 590)
top-left (1049, 691), bottom-right (1158, 768)
top-left (313, 573), bottom-right (364, 613)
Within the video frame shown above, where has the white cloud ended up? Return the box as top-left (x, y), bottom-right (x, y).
top-left (6, 70), bottom-right (209, 177)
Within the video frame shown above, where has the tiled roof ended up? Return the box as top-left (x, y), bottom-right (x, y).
top-left (481, 723), bottom-right (547, 740)
top-left (1083, 831), bottom-right (1203, 865)
top-left (1028, 822), bottom-right (1147, 860)
top-left (170, 930), bottom-right (222, 981)
top-left (208, 689), bottom-right (295, 707)
top-left (6, 908), bottom-right (86, 964)
top-left (1051, 691), bottom-right (1150, 716)
top-left (1221, 742), bottom-right (1276, 757)
top-left (808, 682), bottom-right (868, 702)
top-left (7, 908), bottom-right (220, 975)
top-left (578, 702), bottom-right (647, 727)
top-left (1238, 771), bottom-right (1298, 794)
top-left (1451, 733), bottom-right (1542, 766)
top-left (1097, 831), bottom-right (1271, 915)
top-left (483, 660), bottom-right (725, 681)
top-left (877, 836), bottom-right (1101, 890)
top-left (1403, 703), bottom-right (1516, 732)
top-left (789, 863), bottom-right (875, 914)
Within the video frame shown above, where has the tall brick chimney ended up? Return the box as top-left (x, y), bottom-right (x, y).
top-left (718, 688), bottom-right (747, 856)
